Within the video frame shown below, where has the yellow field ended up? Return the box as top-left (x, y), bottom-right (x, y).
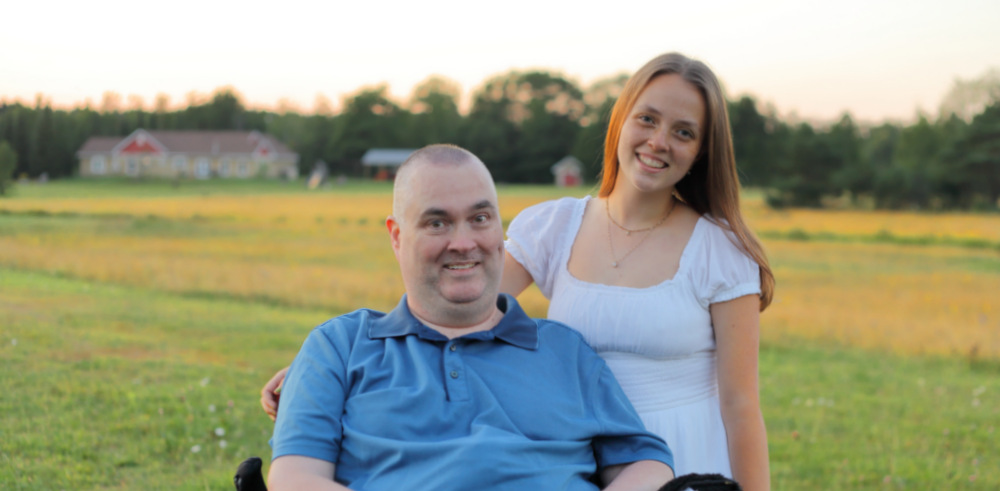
top-left (1, 186), bottom-right (997, 358)
top-left (743, 201), bottom-right (1000, 243)
top-left (0, 185), bottom-right (574, 227)
top-left (765, 240), bottom-right (998, 358)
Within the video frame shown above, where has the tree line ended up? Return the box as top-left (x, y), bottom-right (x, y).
top-left (1, 70), bottom-right (998, 209)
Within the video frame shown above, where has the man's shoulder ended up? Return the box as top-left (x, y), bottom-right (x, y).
top-left (311, 308), bottom-right (387, 339)
top-left (497, 295), bottom-right (590, 351)
top-left (531, 316), bottom-right (594, 350)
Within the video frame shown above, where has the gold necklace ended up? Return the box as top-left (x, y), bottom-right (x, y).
top-left (606, 198), bottom-right (675, 268)
top-left (606, 200), bottom-right (670, 236)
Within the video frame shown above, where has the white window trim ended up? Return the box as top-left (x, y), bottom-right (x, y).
top-left (195, 157), bottom-right (211, 179)
top-left (237, 160), bottom-right (250, 178)
top-left (125, 157), bottom-right (140, 176)
top-left (89, 156), bottom-right (107, 175)
top-left (219, 158), bottom-right (232, 177)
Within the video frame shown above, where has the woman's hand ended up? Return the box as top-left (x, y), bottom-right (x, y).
top-left (261, 366), bottom-right (289, 421)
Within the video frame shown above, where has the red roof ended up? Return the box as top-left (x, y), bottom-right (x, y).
top-left (120, 139), bottom-right (162, 154)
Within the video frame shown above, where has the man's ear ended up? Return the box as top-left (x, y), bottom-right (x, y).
top-left (386, 216), bottom-right (401, 252)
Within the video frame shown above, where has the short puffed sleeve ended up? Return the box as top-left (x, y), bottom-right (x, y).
top-left (688, 219), bottom-right (762, 309)
top-left (504, 197), bottom-right (584, 298)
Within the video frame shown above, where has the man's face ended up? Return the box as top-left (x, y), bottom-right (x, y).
top-left (388, 161), bottom-right (504, 325)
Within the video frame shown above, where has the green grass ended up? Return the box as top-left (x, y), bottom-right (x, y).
top-left (2, 267), bottom-right (997, 490)
top-left (0, 269), bottom-right (322, 490)
top-left (762, 340), bottom-right (998, 489)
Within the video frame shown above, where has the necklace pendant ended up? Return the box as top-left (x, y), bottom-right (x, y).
top-left (625, 230), bottom-right (631, 236)
top-left (611, 261), bottom-right (618, 268)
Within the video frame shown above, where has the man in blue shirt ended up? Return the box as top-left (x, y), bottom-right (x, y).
top-left (268, 144), bottom-right (674, 490)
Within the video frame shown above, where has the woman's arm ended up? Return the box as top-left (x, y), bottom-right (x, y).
top-left (500, 250), bottom-right (534, 296)
top-left (268, 455), bottom-right (351, 491)
top-left (601, 460), bottom-right (674, 491)
top-left (712, 294), bottom-right (771, 491)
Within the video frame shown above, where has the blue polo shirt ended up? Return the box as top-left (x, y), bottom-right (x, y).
top-left (271, 294), bottom-right (673, 490)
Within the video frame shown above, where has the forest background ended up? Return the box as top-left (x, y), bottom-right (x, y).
top-left (2, 65), bottom-right (999, 210)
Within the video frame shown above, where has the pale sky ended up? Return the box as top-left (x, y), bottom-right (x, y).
top-left (3, 0), bottom-right (998, 124)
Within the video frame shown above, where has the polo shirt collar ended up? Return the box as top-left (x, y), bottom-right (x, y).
top-left (369, 294), bottom-right (538, 350)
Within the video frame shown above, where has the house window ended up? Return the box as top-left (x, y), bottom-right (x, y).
top-left (89, 156), bottom-right (107, 174)
top-left (237, 160), bottom-right (250, 178)
top-left (195, 157), bottom-right (211, 179)
top-left (172, 155), bottom-right (187, 173)
top-left (125, 157), bottom-right (140, 176)
top-left (219, 158), bottom-right (232, 177)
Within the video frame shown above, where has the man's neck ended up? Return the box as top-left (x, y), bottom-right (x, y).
top-left (409, 303), bottom-right (505, 339)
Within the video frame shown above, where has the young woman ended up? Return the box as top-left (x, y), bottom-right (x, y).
top-left (262, 52), bottom-right (774, 489)
top-left (501, 52), bottom-right (773, 489)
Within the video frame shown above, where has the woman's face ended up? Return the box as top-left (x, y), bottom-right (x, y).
top-left (615, 73), bottom-right (706, 197)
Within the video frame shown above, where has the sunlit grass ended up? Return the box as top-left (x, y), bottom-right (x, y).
top-left (0, 183), bottom-right (582, 316)
top-left (764, 240), bottom-right (1000, 358)
top-left (0, 180), bottom-right (585, 227)
top-left (743, 199), bottom-right (1000, 245)
top-left (2, 181), bottom-right (995, 358)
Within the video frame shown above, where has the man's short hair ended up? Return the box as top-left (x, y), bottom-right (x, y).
top-left (392, 144), bottom-right (488, 220)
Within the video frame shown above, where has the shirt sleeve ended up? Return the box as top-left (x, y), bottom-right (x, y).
top-left (505, 197), bottom-right (578, 298)
top-left (270, 318), bottom-right (354, 463)
top-left (692, 220), bottom-right (762, 309)
top-left (589, 360), bottom-right (675, 471)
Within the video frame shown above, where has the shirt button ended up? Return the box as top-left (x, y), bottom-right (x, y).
top-left (450, 371), bottom-right (459, 379)
top-left (449, 345), bottom-right (457, 352)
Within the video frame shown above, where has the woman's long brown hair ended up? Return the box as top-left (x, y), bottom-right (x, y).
top-left (599, 53), bottom-right (774, 310)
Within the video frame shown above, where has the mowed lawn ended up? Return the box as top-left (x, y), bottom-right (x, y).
top-left (1, 179), bottom-right (998, 490)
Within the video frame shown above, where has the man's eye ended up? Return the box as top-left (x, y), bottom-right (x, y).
top-left (473, 214), bottom-right (489, 223)
top-left (428, 220), bottom-right (445, 229)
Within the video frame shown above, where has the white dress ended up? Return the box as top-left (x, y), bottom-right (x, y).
top-left (505, 196), bottom-right (761, 478)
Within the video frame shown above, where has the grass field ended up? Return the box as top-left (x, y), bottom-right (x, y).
top-left (1, 178), bottom-right (998, 489)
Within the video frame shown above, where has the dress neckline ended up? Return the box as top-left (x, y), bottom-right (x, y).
top-left (562, 196), bottom-right (705, 291)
